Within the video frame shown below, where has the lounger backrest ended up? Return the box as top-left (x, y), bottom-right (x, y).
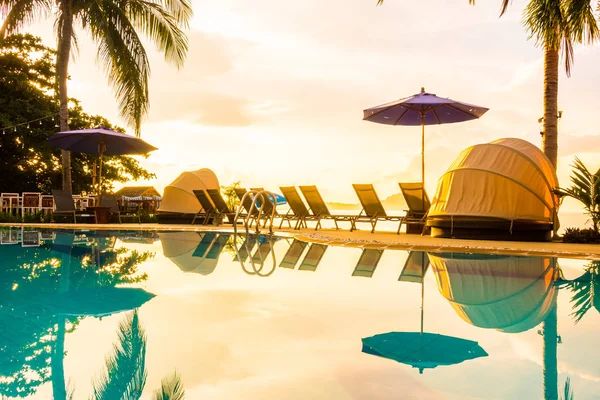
top-left (52, 190), bottom-right (75, 212)
top-left (279, 239), bottom-right (308, 269)
top-left (352, 249), bottom-right (384, 278)
top-left (99, 194), bottom-right (120, 213)
top-left (250, 187), bottom-right (275, 215)
top-left (193, 232), bottom-right (217, 258)
top-left (234, 188), bottom-right (254, 213)
top-left (279, 186), bottom-right (309, 217)
top-left (206, 189), bottom-right (231, 213)
top-left (352, 184), bottom-right (386, 217)
top-left (193, 190), bottom-right (215, 212)
top-left (298, 186), bottom-right (330, 216)
top-left (298, 244), bottom-right (327, 271)
top-left (399, 182), bottom-right (430, 217)
top-left (398, 251), bottom-right (430, 283)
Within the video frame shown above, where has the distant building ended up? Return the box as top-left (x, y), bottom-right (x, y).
top-left (114, 186), bottom-right (161, 198)
top-left (114, 186), bottom-right (162, 212)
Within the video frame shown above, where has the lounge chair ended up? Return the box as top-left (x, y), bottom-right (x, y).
top-left (352, 249), bottom-right (384, 278)
top-left (298, 185), bottom-right (355, 230)
top-left (250, 187), bottom-right (286, 228)
top-left (51, 190), bottom-right (97, 223)
top-left (235, 188), bottom-right (261, 226)
top-left (100, 194), bottom-right (140, 223)
top-left (298, 243), bottom-right (327, 271)
top-left (279, 239), bottom-right (308, 269)
top-left (192, 189), bottom-right (216, 225)
top-left (279, 186), bottom-right (318, 229)
top-left (351, 184), bottom-right (404, 233)
top-left (398, 251), bottom-right (430, 283)
top-left (399, 182), bottom-right (431, 234)
top-left (206, 189), bottom-right (236, 224)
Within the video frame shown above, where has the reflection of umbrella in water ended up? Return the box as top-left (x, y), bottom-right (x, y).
top-left (29, 287), bottom-right (155, 317)
top-left (362, 251), bottom-right (488, 373)
top-left (428, 252), bottom-right (559, 333)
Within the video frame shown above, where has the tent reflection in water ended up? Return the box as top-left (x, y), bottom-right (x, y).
top-left (427, 138), bottom-right (560, 241)
top-left (362, 251), bottom-right (488, 374)
top-left (159, 231), bottom-right (228, 275)
top-left (157, 168), bottom-right (220, 224)
top-left (428, 252), bottom-right (559, 333)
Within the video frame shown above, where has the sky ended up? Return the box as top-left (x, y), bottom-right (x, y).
top-left (25, 0), bottom-right (600, 212)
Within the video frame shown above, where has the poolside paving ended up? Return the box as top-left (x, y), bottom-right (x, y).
top-left (4, 222), bottom-right (600, 259)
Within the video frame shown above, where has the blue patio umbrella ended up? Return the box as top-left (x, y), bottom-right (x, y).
top-left (47, 127), bottom-right (157, 193)
top-left (364, 88), bottom-right (488, 203)
top-left (254, 192), bottom-right (287, 208)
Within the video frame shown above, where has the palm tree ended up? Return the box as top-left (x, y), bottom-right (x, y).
top-left (0, 0), bottom-right (192, 191)
top-left (556, 157), bottom-right (600, 232)
top-left (468, 0), bottom-right (599, 170)
top-left (562, 260), bottom-right (600, 323)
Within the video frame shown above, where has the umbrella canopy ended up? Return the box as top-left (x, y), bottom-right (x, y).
top-left (47, 127), bottom-right (157, 155)
top-left (47, 127), bottom-right (157, 194)
top-left (363, 88), bottom-right (488, 202)
top-left (362, 331), bottom-right (488, 374)
top-left (29, 287), bottom-right (155, 317)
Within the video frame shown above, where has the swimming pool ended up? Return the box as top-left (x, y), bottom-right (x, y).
top-left (1, 228), bottom-right (598, 399)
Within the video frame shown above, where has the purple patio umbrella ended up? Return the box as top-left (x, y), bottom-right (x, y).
top-left (47, 127), bottom-right (157, 193)
top-left (363, 88), bottom-right (488, 204)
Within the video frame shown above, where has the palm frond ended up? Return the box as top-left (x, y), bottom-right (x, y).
top-left (565, 262), bottom-right (600, 323)
top-left (126, 0), bottom-right (189, 67)
top-left (152, 371), bottom-right (186, 400)
top-left (92, 310), bottom-right (147, 400)
top-left (565, 0), bottom-right (599, 44)
top-left (0, 0), bottom-right (51, 37)
top-left (560, 377), bottom-right (574, 400)
top-left (523, 0), bottom-right (567, 50)
top-left (155, 0), bottom-right (193, 28)
top-left (79, 0), bottom-right (150, 135)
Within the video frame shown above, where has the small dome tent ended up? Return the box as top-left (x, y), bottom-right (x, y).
top-left (157, 168), bottom-right (219, 222)
top-left (427, 138), bottom-right (560, 241)
top-left (429, 253), bottom-right (558, 333)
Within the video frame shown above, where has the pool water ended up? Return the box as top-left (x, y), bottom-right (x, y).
top-left (0, 228), bottom-right (599, 399)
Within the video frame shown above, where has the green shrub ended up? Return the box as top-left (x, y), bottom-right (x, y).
top-left (562, 227), bottom-right (600, 244)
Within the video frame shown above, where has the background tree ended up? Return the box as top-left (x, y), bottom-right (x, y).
top-left (0, 0), bottom-right (192, 191)
top-left (0, 34), bottom-right (156, 194)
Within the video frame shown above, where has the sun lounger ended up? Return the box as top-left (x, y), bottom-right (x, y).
top-left (235, 188), bottom-right (261, 226)
top-left (298, 185), bottom-right (355, 230)
top-left (100, 194), bottom-right (140, 223)
top-left (298, 243), bottom-right (327, 271)
top-left (206, 189), bottom-right (236, 224)
top-left (52, 190), bottom-right (97, 223)
top-left (192, 189), bottom-right (216, 225)
top-left (279, 186), bottom-right (318, 229)
top-left (205, 233), bottom-right (230, 259)
top-left (398, 251), bottom-right (430, 283)
top-left (352, 249), bottom-right (384, 278)
top-left (279, 239), bottom-right (308, 269)
top-left (351, 184), bottom-right (404, 233)
top-left (399, 182), bottom-right (431, 233)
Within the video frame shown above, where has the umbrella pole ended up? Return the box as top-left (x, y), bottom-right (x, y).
top-left (98, 141), bottom-right (105, 196)
top-left (421, 113), bottom-right (425, 210)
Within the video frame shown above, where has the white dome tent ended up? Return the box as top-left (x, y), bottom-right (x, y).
top-left (157, 168), bottom-right (220, 223)
top-left (427, 138), bottom-right (560, 241)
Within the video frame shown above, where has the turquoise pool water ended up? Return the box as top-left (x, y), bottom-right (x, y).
top-left (0, 228), bottom-right (598, 399)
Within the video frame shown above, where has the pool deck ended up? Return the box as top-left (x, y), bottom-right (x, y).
top-left (5, 222), bottom-right (600, 259)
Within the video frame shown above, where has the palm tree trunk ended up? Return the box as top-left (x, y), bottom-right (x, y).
top-left (543, 298), bottom-right (558, 400)
top-left (542, 46), bottom-right (559, 171)
top-left (57, 0), bottom-right (74, 192)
